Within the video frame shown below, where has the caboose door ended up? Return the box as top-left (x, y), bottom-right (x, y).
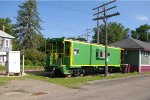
top-left (64, 41), bottom-right (71, 66)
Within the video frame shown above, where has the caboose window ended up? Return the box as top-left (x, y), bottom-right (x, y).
top-left (96, 52), bottom-right (98, 58)
top-left (96, 49), bottom-right (100, 58)
top-left (96, 49), bottom-right (105, 59)
top-left (100, 51), bottom-right (103, 57)
top-left (107, 53), bottom-right (110, 56)
top-left (74, 48), bottom-right (79, 55)
top-left (100, 51), bottom-right (105, 58)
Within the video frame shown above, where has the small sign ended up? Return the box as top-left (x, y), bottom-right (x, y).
top-left (0, 52), bottom-right (6, 55)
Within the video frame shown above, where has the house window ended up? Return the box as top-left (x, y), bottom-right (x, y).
top-left (5, 39), bottom-right (9, 47)
top-left (144, 51), bottom-right (149, 56)
top-left (74, 48), bottom-right (79, 55)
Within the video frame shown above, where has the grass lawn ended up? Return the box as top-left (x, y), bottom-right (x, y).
top-left (25, 72), bottom-right (142, 88)
top-left (20, 65), bottom-right (44, 69)
top-left (0, 77), bottom-right (23, 86)
top-left (0, 72), bottom-right (150, 88)
top-left (0, 65), bottom-right (5, 71)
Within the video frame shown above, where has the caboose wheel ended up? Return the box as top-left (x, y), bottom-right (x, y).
top-left (72, 69), bottom-right (83, 77)
top-left (54, 69), bottom-right (63, 77)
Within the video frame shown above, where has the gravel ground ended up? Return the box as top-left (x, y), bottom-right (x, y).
top-left (0, 75), bottom-right (150, 100)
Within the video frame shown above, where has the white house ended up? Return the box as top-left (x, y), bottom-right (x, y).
top-left (0, 30), bottom-right (14, 65)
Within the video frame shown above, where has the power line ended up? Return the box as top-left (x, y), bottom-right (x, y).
top-left (76, 29), bottom-right (93, 42)
top-left (93, 7), bottom-right (100, 44)
top-left (49, 3), bottom-right (93, 15)
top-left (83, 29), bottom-right (93, 42)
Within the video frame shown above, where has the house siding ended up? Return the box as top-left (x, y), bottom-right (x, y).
top-left (0, 37), bottom-right (13, 65)
top-left (141, 50), bottom-right (150, 65)
top-left (124, 50), bottom-right (139, 65)
top-left (110, 38), bottom-right (150, 73)
top-left (123, 50), bottom-right (139, 72)
top-left (140, 50), bottom-right (150, 72)
top-left (0, 37), bottom-right (12, 52)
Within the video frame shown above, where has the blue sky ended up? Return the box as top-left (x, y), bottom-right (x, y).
top-left (0, 0), bottom-right (150, 39)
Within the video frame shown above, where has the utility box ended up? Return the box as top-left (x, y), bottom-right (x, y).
top-left (6, 51), bottom-right (20, 76)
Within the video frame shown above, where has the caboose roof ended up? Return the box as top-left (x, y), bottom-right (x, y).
top-left (110, 38), bottom-right (150, 50)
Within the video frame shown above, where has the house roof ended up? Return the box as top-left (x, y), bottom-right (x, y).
top-left (110, 38), bottom-right (150, 50)
top-left (0, 30), bottom-right (14, 39)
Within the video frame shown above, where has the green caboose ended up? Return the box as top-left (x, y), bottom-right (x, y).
top-left (45, 38), bottom-right (121, 76)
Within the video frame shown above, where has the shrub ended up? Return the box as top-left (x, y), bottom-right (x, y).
top-left (20, 49), bottom-right (46, 67)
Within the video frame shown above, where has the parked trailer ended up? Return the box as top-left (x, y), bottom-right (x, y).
top-left (45, 38), bottom-right (122, 76)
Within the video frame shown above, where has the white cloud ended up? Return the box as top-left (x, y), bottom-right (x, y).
top-left (136, 14), bottom-right (149, 22)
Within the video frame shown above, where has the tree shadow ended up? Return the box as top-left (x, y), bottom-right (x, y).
top-left (25, 70), bottom-right (52, 77)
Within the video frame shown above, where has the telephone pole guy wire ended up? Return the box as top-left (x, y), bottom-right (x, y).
top-left (92, 0), bottom-right (120, 77)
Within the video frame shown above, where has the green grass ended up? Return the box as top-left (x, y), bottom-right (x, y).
top-left (0, 65), bottom-right (5, 71)
top-left (20, 65), bottom-right (44, 69)
top-left (25, 72), bottom-right (140, 88)
top-left (0, 77), bottom-right (23, 86)
top-left (0, 65), bottom-right (44, 71)
top-left (0, 72), bottom-right (149, 88)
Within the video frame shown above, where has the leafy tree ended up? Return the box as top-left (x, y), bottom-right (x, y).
top-left (21, 49), bottom-right (46, 66)
top-left (92, 22), bottom-right (129, 44)
top-left (76, 37), bottom-right (87, 41)
top-left (68, 37), bottom-right (87, 41)
top-left (0, 18), bottom-right (14, 36)
top-left (0, 18), bottom-right (19, 50)
top-left (131, 24), bottom-right (150, 42)
top-left (37, 35), bottom-right (46, 52)
top-left (15, 0), bottom-right (42, 49)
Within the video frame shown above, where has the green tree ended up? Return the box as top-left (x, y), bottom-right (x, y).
top-left (131, 24), bottom-right (150, 42)
top-left (68, 37), bottom-right (87, 41)
top-left (37, 35), bottom-right (46, 52)
top-left (0, 18), bottom-right (14, 36)
top-left (21, 49), bottom-right (46, 66)
top-left (15, 0), bottom-right (42, 49)
top-left (0, 18), bottom-right (19, 50)
top-left (76, 37), bottom-right (87, 41)
top-left (92, 22), bottom-right (129, 44)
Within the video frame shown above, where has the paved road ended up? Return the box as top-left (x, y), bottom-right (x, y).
top-left (0, 75), bottom-right (150, 100)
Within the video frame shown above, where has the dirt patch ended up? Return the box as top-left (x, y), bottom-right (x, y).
top-left (0, 89), bottom-right (30, 96)
top-left (0, 78), bottom-right (77, 100)
top-left (32, 92), bottom-right (47, 96)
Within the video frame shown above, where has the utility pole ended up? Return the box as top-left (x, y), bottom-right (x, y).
top-left (103, 5), bottom-right (108, 77)
top-left (93, 0), bottom-right (120, 77)
top-left (93, 7), bottom-right (100, 44)
top-left (83, 29), bottom-right (93, 42)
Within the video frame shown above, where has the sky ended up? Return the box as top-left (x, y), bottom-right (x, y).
top-left (0, 0), bottom-right (150, 39)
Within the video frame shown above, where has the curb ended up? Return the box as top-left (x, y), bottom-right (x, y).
top-left (85, 74), bottom-right (150, 84)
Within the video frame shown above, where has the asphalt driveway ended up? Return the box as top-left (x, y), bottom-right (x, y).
top-left (0, 75), bottom-right (150, 100)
